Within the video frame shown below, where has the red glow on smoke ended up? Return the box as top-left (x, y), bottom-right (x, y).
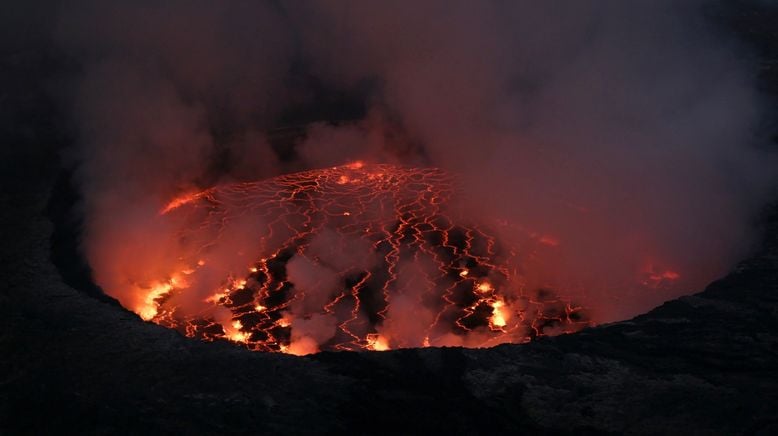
top-left (103, 163), bottom-right (599, 353)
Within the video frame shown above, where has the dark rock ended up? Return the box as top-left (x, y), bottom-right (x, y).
top-left (2, 1), bottom-right (778, 434)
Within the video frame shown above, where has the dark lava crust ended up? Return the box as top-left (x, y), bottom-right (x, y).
top-left (6, 198), bottom-right (776, 435)
top-left (3, 147), bottom-right (778, 435)
top-left (2, 1), bottom-right (778, 434)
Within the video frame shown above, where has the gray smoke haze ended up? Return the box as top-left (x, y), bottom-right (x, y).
top-left (49, 0), bottom-right (778, 338)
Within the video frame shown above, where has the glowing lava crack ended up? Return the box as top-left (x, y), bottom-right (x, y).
top-left (124, 163), bottom-right (590, 354)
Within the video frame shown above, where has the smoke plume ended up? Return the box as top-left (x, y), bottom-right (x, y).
top-left (48, 1), bottom-right (778, 352)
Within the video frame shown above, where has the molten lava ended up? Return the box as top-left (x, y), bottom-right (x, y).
top-left (116, 163), bottom-right (591, 354)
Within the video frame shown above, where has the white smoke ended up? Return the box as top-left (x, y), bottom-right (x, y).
top-left (46, 0), bottom-right (778, 349)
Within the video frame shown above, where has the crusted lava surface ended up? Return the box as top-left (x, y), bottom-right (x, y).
top-left (2, 2), bottom-right (778, 433)
top-left (137, 163), bottom-right (588, 352)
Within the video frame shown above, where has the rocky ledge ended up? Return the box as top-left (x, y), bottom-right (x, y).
top-left (1, 158), bottom-right (777, 434)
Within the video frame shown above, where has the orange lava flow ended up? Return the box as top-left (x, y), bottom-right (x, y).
top-left (129, 163), bottom-right (591, 353)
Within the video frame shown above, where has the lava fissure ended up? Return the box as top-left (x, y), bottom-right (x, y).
top-left (115, 163), bottom-right (590, 354)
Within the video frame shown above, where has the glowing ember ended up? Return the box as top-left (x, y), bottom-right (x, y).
top-left (139, 281), bottom-right (174, 321)
top-left (366, 333), bottom-right (390, 351)
top-left (489, 299), bottom-right (509, 328)
top-left (160, 191), bottom-right (206, 214)
top-left (476, 281), bottom-right (493, 293)
top-left (116, 163), bottom-right (591, 353)
top-left (640, 261), bottom-right (682, 288)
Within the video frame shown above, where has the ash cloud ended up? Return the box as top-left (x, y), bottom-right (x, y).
top-left (44, 0), bottom-right (778, 348)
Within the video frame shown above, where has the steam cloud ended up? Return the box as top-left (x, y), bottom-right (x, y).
top-left (47, 1), bottom-right (778, 351)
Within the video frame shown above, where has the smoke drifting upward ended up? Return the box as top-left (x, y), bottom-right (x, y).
top-left (55, 1), bottom-right (777, 352)
top-left (132, 163), bottom-right (589, 353)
